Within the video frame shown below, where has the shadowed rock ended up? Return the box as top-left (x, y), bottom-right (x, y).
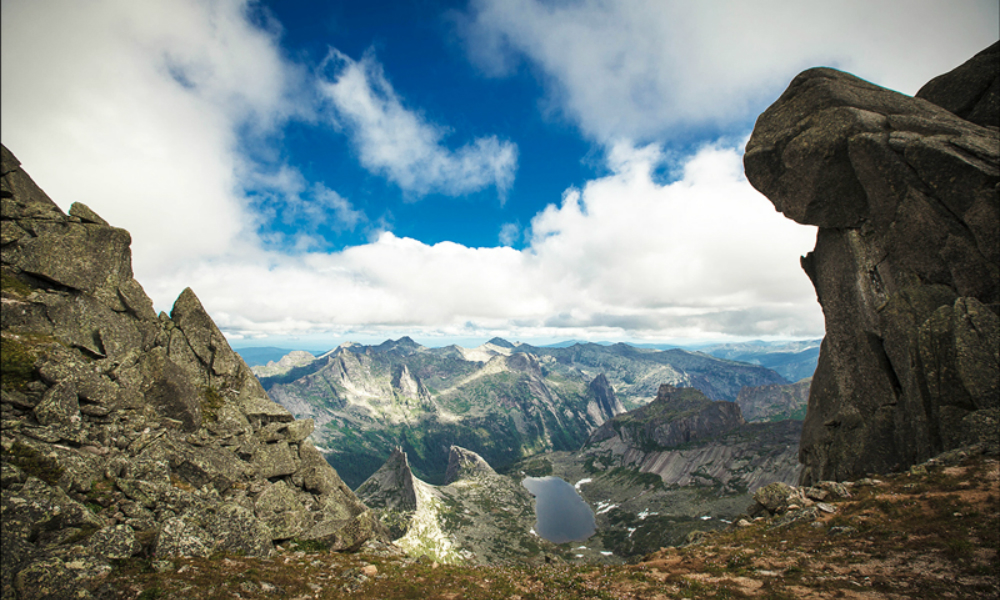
top-left (745, 44), bottom-right (999, 484)
top-left (584, 385), bottom-right (801, 492)
top-left (1, 144), bottom-right (385, 594)
top-left (356, 447), bottom-right (418, 512)
top-left (916, 42), bottom-right (999, 127)
top-left (587, 373), bottom-right (626, 424)
top-left (444, 445), bottom-right (495, 484)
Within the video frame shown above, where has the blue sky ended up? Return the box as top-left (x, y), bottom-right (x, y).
top-left (2, 0), bottom-right (997, 350)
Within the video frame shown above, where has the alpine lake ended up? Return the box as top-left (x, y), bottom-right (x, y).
top-left (522, 476), bottom-right (597, 543)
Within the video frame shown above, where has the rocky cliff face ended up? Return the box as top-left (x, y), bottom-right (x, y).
top-left (745, 43), bottom-right (1000, 484)
top-left (586, 373), bottom-right (626, 426)
top-left (736, 378), bottom-right (811, 422)
top-left (0, 145), bottom-right (382, 598)
top-left (355, 445), bottom-right (563, 565)
top-left (585, 385), bottom-right (801, 493)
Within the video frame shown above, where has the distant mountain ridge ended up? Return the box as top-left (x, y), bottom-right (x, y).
top-left (259, 339), bottom-right (626, 486)
top-left (700, 339), bottom-right (821, 382)
top-left (256, 337), bottom-right (786, 487)
top-left (584, 384), bottom-right (801, 493)
top-left (234, 346), bottom-right (320, 367)
top-left (736, 378), bottom-right (811, 422)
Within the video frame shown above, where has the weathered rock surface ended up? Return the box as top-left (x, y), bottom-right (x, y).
top-left (1, 144), bottom-right (384, 598)
top-left (586, 373), bottom-right (626, 427)
top-left (736, 377), bottom-right (811, 422)
top-left (744, 43), bottom-right (1000, 484)
top-left (443, 445), bottom-right (496, 485)
top-left (585, 385), bottom-right (802, 493)
top-left (356, 446), bottom-right (560, 565)
top-left (355, 446), bottom-right (418, 515)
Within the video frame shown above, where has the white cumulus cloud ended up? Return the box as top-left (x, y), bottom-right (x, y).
top-left (2, 0), bottom-right (833, 345)
top-left (318, 49), bottom-right (518, 199)
top-left (1, 0), bottom-right (303, 279)
top-left (458, 0), bottom-right (999, 142)
top-left (162, 141), bottom-right (822, 343)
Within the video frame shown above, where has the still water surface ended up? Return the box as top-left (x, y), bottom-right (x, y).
top-left (522, 476), bottom-right (596, 543)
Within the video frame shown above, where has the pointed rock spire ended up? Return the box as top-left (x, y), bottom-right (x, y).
top-left (356, 447), bottom-right (418, 511)
top-left (444, 446), bottom-right (495, 484)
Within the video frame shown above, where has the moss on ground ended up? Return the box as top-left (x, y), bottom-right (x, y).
top-left (4, 440), bottom-right (65, 485)
top-left (1, 336), bottom-right (37, 391)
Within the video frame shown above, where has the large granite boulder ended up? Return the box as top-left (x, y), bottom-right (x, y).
top-left (1, 144), bottom-right (385, 597)
top-left (745, 43), bottom-right (999, 484)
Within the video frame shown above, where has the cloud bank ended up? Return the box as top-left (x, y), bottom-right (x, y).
top-left (458, 0), bottom-right (1000, 142)
top-left (1, 0), bottom-right (299, 274)
top-left (9, 0), bottom-right (992, 345)
top-left (153, 143), bottom-right (821, 342)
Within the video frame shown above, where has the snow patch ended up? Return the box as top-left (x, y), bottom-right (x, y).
top-left (595, 501), bottom-right (617, 515)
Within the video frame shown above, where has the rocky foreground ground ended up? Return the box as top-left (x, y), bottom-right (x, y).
top-left (98, 449), bottom-right (997, 599)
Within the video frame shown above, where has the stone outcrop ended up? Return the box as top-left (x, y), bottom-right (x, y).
top-left (735, 378), bottom-right (811, 422)
top-left (585, 373), bottom-right (626, 426)
top-left (744, 43), bottom-right (1000, 484)
top-left (356, 445), bottom-right (546, 564)
top-left (444, 445), bottom-right (495, 485)
top-left (355, 446), bottom-right (418, 514)
top-left (1, 145), bottom-right (384, 598)
top-left (585, 385), bottom-right (802, 493)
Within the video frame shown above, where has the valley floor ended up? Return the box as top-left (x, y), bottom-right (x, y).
top-left (99, 454), bottom-right (997, 599)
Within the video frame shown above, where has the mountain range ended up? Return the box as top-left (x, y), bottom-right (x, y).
top-left (2, 39), bottom-right (996, 597)
top-left (352, 384), bottom-right (803, 562)
top-left (237, 338), bottom-right (821, 383)
top-left (255, 337), bottom-right (787, 487)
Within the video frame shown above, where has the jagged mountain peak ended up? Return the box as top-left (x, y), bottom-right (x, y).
top-left (444, 446), bottom-right (495, 484)
top-left (588, 373), bottom-right (626, 419)
top-left (486, 337), bottom-right (516, 348)
top-left (355, 446), bottom-right (418, 512)
top-left (374, 336), bottom-right (423, 355)
top-left (503, 352), bottom-right (542, 376)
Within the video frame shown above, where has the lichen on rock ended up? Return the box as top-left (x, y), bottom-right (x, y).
top-left (1, 143), bottom-right (386, 597)
top-left (744, 42), bottom-right (1000, 483)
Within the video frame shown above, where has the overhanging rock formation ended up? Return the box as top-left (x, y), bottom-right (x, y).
top-left (745, 43), bottom-right (999, 484)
